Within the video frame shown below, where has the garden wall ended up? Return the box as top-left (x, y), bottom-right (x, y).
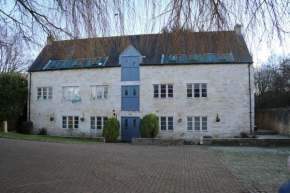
top-left (255, 108), bottom-right (290, 136)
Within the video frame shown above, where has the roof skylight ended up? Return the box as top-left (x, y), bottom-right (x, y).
top-left (43, 57), bottom-right (108, 70)
top-left (162, 53), bottom-right (234, 64)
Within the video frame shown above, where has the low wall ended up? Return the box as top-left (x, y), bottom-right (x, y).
top-left (204, 138), bottom-right (290, 147)
top-left (255, 108), bottom-right (290, 136)
top-left (132, 138), bottom-right (184, 146)
top-left (132, 138), bottom-right (290, 147)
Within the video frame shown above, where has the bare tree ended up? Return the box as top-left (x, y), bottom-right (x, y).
top-left (0, 0), bottom-right (290, 44)
top-left (0, 29), bottom-right (31, 73)
top-left (255, 55), bottom-right (290, 108)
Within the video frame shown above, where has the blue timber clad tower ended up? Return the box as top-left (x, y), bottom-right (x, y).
top-left (120, 45), bottom-right (141, 140)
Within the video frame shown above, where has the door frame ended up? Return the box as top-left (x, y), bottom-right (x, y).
top-left (121, 116), bottom-right (140, 141)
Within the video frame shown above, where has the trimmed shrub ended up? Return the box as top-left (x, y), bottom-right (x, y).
top-left (102, 117), bottom-right (120, 142)
top-left (139, 114), bottom-right (159, 138)
top-left (203, 135), bottom-right (213, 138)
top-left (240, 132), bottom-right (249, 138)
top-left (38, 128), bottom-right (47, 135)
top-left (21, 121), bottom-right (33, 134)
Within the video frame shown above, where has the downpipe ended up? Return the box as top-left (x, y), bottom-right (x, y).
top-left (248, 63), bottom-right (252, 135)
top-left (28, 72), bottom-right (31, 121)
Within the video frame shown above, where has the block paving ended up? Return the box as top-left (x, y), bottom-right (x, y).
top-left (0, 138), bottom-right (289, 192)
top-left (209, 146), bottom-right (290, 193)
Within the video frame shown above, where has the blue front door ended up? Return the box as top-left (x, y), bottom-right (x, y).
top-left (121, 117), bottom-right (140, 141)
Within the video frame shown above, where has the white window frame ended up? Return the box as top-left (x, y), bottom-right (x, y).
top-left (186, 83), bottom-right (207, 98)
top-left (37, 87), bottom-right (53, 100)
top-left (90, 116), bottom-right (108, 131)
top-left (158, 116), bottom-right (174, 131)
top-left (62, 86), bottom-right (80, 100)
top-left (62, 116), bottom-right (79, 129)
top-left (153, 84), bottom-right (174, 98)
top-left (90, 85), bottom-right (109, 99)
top-left (187, 116), bottom-right (208, 131)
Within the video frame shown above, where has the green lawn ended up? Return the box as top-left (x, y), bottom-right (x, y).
top-left (0, 132), bottom-right (102, 143)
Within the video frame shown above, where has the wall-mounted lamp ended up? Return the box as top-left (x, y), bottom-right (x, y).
top-left (112, 109), bottom-right (116, 117)
top-left (178, 113), bottom-right (182, 123)
top-left (50, 113), bottom-right (54, 121)
top-left (80, 113), bottom-right (85, 122)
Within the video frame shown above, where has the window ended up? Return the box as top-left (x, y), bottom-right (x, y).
top-left (187, 117), bottom-right (207, 131)
top-left (161, 85), bottom-right (166, 98)
top-left (153, 84), bottom-right (174, 98)
top-left (90, 116), bottom-right (108, 130)
top-left (154, 85), bottom-right (159, 98)
top-left (187, 83), bottom-right (207, 98)
top-left (158, 117), bottom-right (174, 131)
top-left (90, 85), bottom-right (109, 99)
top-left (62, 86), bottom-right (79, 100)
top-left (62, 116), bottom-right (79, 129)
top-left (190, 54), bottom-right (198, 61)
top-left (133, 119), bottom-right (136, 127)
top-left (187, 117), bottom-right (193, 131)
top-left (125, 87), bottom-right (128, 96)
top-left (37, 87), bottom-right (52, 100)
top-left (169, 54), bottom-right (177, 62)
top-left (133, 87), bottom-right (137, 96)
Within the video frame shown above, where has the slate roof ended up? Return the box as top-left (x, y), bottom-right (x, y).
top-left (28, 31), bottom-right (253, 72)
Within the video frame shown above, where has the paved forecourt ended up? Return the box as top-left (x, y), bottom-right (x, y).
top-left (0, 138), bottom-right (248, 193)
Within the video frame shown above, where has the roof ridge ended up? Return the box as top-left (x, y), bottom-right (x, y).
top-left (52, 31), bottom-right (235, 43)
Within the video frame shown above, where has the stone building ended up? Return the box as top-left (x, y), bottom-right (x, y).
top-left (28, 25), bottom-right (254, 140)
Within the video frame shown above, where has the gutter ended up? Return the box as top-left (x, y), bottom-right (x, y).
top-left (28, 65), bottom-right (121, 73)
top-left (140, 62), bottom-right (254, 66)
top-left (248, 63), bottom-right (252, 134)
top-left (28, 72), bottom-right (31, 121)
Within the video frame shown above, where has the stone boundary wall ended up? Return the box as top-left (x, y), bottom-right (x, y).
top-left (131, 138), bottom-right (290, 147)
top-left (0, 136), bottom-right (106, 143)
top-left (204, 138), bottom-right (290, 147)
top-left (59, 136), bottom-right (106, 142)
top-left (131, 138), bottom-right (184, 146)
top-left (255, 108), bottom-right (290, 136)
top-left (43, 136), bottom-right (106, 142)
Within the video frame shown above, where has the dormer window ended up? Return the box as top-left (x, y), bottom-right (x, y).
top-left (218, 54), bottom-right (226, 61)
top-left (93, 57), bottom-right (107, 66)
top-left (190, 54), bottom-right (198, 62)
top-left (218, 53), bottom-right (234, 62)
top-left (169, 54), bottom-right (177, 62)
top-left (73, 61), bottom-right (80, 67)
top-left (50, 61), bottom-right (57, 69)
top-left (43, 57), bottom-right (108, 70)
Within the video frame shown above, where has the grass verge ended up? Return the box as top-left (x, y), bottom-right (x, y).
top-left (0, 132), bottom-right (101, 143)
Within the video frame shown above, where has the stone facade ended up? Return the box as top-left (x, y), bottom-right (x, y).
top-left (29, 67), bottom-right (121, 137)
top-left (29, 63), bottom-right (254, 139)
top-left (140, 64), bottom-right (254, 139)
